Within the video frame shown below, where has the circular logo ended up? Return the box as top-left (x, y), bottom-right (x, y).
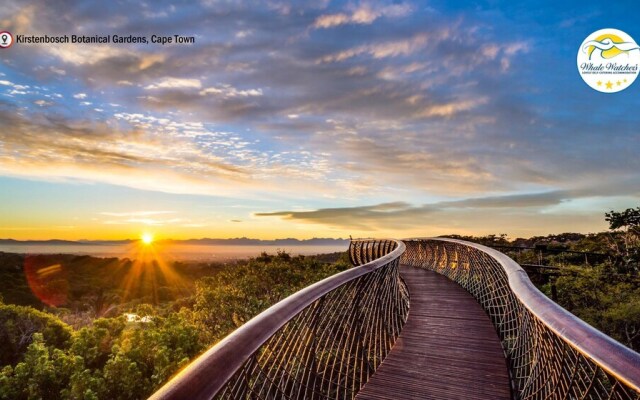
top-left (0, 31), bottom-right (13, 49)
top-left (577, 28), bottom-right (640, 93)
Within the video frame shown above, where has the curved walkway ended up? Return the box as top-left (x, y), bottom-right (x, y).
top-left (356, 266), bottom-right (512, 400)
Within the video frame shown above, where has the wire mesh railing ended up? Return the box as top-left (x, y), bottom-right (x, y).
top-left (402, 238), bottom-right (640, 400)
top-left (150, 239), bottom-right (409, 400)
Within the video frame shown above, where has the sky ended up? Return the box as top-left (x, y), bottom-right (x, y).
top-left (0, 0), bottom-right (639, 240)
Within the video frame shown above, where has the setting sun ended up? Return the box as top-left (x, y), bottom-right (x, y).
top-left (141, 233), bottom-right (154, 245)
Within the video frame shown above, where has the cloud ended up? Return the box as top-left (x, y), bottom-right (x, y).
top-left (313, 2), bottom-right (413, 29)
top-left (318, 33), bottom-right (436, 63)
top-left (127, 218), bottom-right (183, 226)
top-left (73, 93), bottom-right (87, 99)
top-left (235, 30), bottom-right (253, 39)
top-left (416, 97), bottom-right (488, 118)
top-left (103, 216), bottom-right (184, 226)
top-left (256, 191), bottom-right (571, 228)
top-left (0, 107), bottom-right (253, 197)
top-left (199, 85), bottom-right (263, 98)
top-left (313, 13), bottom-right (350, 29)
top-left (254, 188), bottom-right (637, 232)
top-left (256, 202), bottom-right (424, 230)
top-left (0, 4), bottom-right (36, 34)
top-left (0, 80), bottom-right (30, 91)
top-left (436, 192), bottom-right (568, 209)
top-left (100, 211), bottom-right (176, 217)
top-left (145, 78), bottom-right (202, 90)
top-left (0, 0), bottom-right (638, 238)
top-left (0, 100), bottom-right (352, 200)
top-left (47, 44), bottom-right (132, 66)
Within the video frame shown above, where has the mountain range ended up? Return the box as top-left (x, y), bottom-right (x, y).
top-left (0, 237), bottom-right (349, 246)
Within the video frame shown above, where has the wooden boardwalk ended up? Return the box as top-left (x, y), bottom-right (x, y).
top-left (356, 266), bottom-right (512, 400)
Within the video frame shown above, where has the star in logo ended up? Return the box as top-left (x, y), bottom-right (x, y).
top-left (606, 81), bottom-right (613, 89)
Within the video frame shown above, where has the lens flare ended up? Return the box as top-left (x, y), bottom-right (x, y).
top-left (24, 258), bottom-right (67, 307)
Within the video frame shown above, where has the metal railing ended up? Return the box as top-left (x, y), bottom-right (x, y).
top-left (150, 239), bottom-right (409, 400)
top-left (402, 238), bottom-right (640, 400)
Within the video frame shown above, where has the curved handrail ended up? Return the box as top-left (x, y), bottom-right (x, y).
top-left (151, 239), bottom-right (408, 400)
top-left (402, 238), bottom-right (640, 399)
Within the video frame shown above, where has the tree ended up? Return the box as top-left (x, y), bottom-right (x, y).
top-left (70, 317), bottom-right (126, 370)
top-left (0, 333), bottom-right (83, 400)
top-left (606, 207), bottom-right (640, 233)
top-left (542, 207), bottom-right (640, 350)
top-left (0, 304), bottom-right (73, 365)
top-left (551, 266), bottom-right (640, 350)
top-left (0, 252), bottom-right (348, 399)
top-left (605, 207), bottom-right (640, 273)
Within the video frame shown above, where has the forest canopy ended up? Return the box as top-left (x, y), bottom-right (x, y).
top-left (0, 252), bottom-right (348, 399)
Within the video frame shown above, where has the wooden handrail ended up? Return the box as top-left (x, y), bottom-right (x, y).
top-left (151, 239), bottom-right (406, 400)
top-left (403, 238), bottom-right (640, 398)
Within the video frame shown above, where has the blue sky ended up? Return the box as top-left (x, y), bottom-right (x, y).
top-left (0, 0), bottom-right (639, 239)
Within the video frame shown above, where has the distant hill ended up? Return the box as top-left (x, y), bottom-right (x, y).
top-left (0, 239), bottom-right (91, 245)
top-left (171, 237), bottom-right (348, 246)
top-left (0, 237), bottom-right (349, 246)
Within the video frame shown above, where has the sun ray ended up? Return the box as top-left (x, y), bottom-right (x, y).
top-left (111, 234), bottom-right (191, 304)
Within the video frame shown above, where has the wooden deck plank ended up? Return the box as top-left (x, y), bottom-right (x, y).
top-left (356, 266), bottom-right (512, 400)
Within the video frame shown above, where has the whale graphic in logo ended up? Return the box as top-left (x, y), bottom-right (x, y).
top-left (582, 33), bottom-right (640, 60)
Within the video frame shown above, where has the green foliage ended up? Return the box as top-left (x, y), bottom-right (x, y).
top-left (605, 207), bottom-right (640, 274)
top-left (70, 317), bottom-right (126, 370)
top-left (0, 252), bottom-right (345, 399)
top-left (547, 265), bottom-right (640, 350)
top-left (606, 207), bottom-right (640, 232)
top-left (194, 253), bottom-right (345, 340)
top-left (0, 333), bottom-right (84, 400)
top-left (444, 233), bottom-right (511, 247)
top-left (0, 253), bottom-right (42, 307)
top-left (0, 304), bottom-right (73, 366)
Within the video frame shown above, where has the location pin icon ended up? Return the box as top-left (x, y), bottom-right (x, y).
top-left (1, 35), bottom-right (7, 44)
